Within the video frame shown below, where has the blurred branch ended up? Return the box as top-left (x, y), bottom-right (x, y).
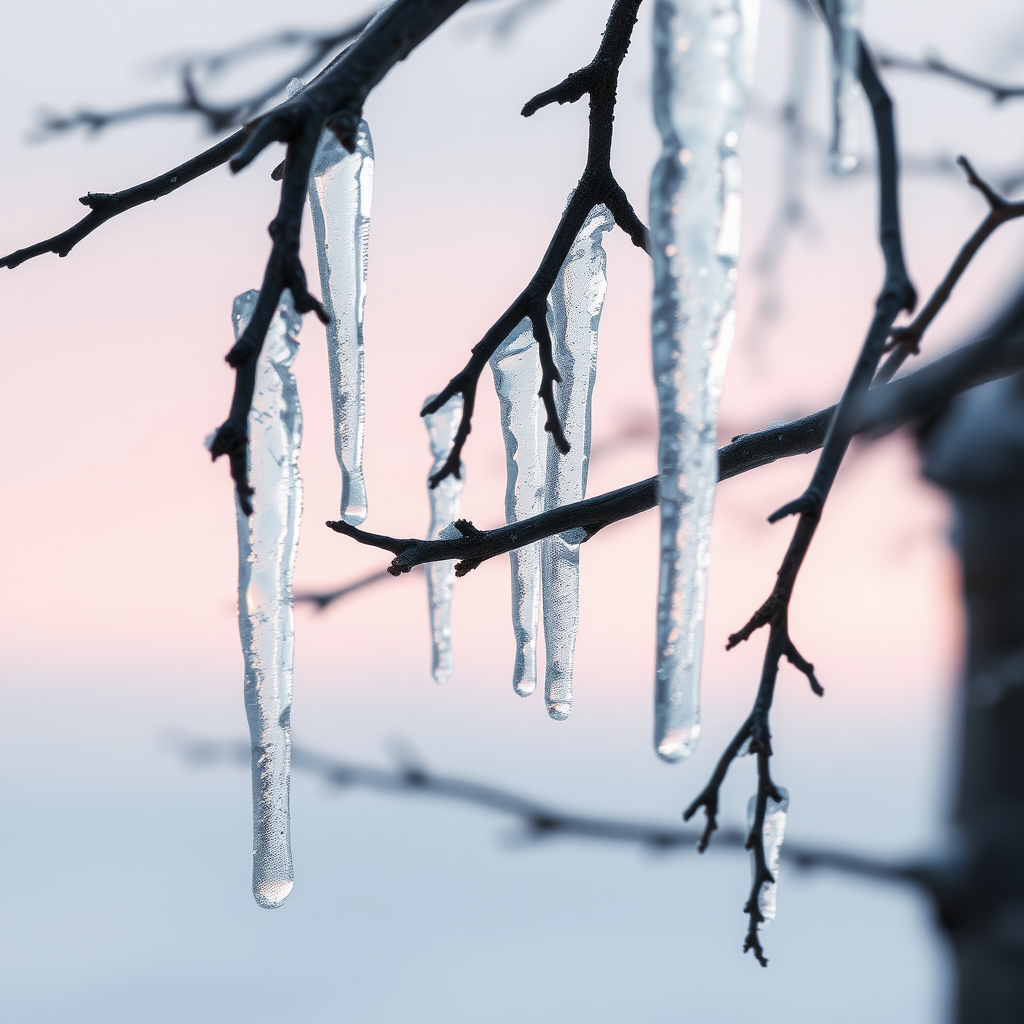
top-left (176, 734), bottom-right (925, 885)
top-left (876, 50), bottom-right (1024, 103)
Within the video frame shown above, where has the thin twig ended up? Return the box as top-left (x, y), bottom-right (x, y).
top-left (876, 158), bottom-right (1024, 384)
top-left (420, 0), bottom-right (649, 487)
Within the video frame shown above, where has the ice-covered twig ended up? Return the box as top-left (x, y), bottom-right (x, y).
top-left (823, 0), bottom-right (863, 173)
top-left (421, 0), bottom-right (649, 486)
top-left (684, 28), bottom-right (917, 966)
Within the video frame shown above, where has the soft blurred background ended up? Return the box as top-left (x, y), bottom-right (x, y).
top-left (1, 0), bottom-right (1022, 1021)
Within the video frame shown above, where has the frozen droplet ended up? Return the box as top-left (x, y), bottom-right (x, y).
top-left (747, 787), bottom-right (789, 921)
top-left (423, 394), bottom-right (465, 684)
top-left (232, 288), bottom-right (303, 908)
top-left (308, 120), bottom-right (374, 524)
top-left (649, 0), bottom-right (759, 762)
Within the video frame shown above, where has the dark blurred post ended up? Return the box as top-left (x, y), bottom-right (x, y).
top-left (923, 373), bottom-right (1024, 1024)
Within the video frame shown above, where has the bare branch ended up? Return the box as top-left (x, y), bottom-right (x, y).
top-left (421, 0), bottom-right (649, 487)
top-left (326, 324), bottom-right (1024, 574)
top-left (177, 734), bottom-right (925, 887)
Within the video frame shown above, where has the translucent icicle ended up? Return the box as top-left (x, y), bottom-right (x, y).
top-left (826, 0), bottom-right (863, 173)
top-left (541, 204), bottom-right (615, 720)
top-left (650, 0), bottom-right (760, 762)
top-left (491, 320), bottom-right (546, 697)
top-left (747, 787), bottom-right (789, 922)
top-left (232, 288), bottom-right (303, 908)
top-left (423, 394), bottom-right (465, 683)
top-left (308, 119), bottom-right (373, 524)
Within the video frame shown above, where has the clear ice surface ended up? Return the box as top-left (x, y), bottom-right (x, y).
top-left (649, 0), bottom-right (759, 762)
top-left (541, 204), bottom-right (614, 720)
top-left (423, 394), bottom-right (465, 683)
top-left (747, 787), bottom-right (789, 922)
top-left (826, 0), bottom-right (863, 173)
top-left (491, 319), bottom-right (545, 697)
top-left (308, 118), bottom-right (373, 524)
top-left (232, 288), bottom-right (303, 909)
top-left (491, 206), bottom-right (614, 712)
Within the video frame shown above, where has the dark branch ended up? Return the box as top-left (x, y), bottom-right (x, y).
top-left (876, 157), bottom-right (1024, 384)
top-left (326, 323), bottom-right (1024, 573)
top-left (0, 131), bottom-right (247, 269)
top-left (420, 0), bottom-right (649, 487)
top-left (875, 50), bottom-right (1024, 104)
top-left (177, 735), bottom-right (924, 886)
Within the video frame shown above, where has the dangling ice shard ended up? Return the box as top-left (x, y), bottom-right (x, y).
top-left (541, 204), bottom-right (615, 720)
top-left (491, 319), bottom-right (546, 697)
top-left (747, 787), bottom-right (789, 922)
top-left (650, 0), bottom-right (759, 761)
top-left (423, 394), bottom-right (465, 683)
top-left (308, 118), bottom-right (374, 525)
top-left (231, 288), bottom-right (303, 908)
top-left (825, 0), bottom-right (863, 173)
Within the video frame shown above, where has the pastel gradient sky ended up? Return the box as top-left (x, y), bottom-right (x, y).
top-left (1, 1), bottom-right (1022, 1021)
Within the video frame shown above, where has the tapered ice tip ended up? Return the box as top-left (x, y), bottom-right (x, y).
top-left (253, 876), bottom-right (293, 909)
top-left (547, 701), bottom-right (572, 721)
top-left (656, 726), bottom-right (700, 763)
top-left (514, 678), bottom-right (536, 698)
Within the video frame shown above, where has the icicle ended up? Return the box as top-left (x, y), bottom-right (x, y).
top-left (491, 320), bottom-right (546, 697)
top-left (423, 394), bottom-right (465, 683)
top-left (826, 0), bottom-right (863, 173)
top-left (650, 0), bottom-right (759, 762)
top-left (308, 116), bottom-right (374, 524)
top-left (747, 787), bottom-right (789, 922)
top-left (541, 204), bottom-right (615, 720)
top-left (231, 288), bottom-right (303, 908)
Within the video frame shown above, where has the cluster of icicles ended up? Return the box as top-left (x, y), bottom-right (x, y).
top-left (224, 6), bottom-right (864, 913)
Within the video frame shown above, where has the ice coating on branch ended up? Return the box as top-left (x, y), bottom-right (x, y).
top-left (650, 0), bottom-right (759, 761)
top-left (747, 787), bottom-right (789, 922)
top-left (491, 320), bottom-right (546, 697)
top-left (232, 288), bottom-right (303, 908)
top-left (308, 118), bottom-right (373, 524)
top-left (541, 204), bottom-right (615, 720)
top-left (826, 0), bottom-right (863, 173)
top-left (423, 394), bottom-right (465, 683)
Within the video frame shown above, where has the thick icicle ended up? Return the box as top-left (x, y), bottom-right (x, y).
top-left (423, 394), bottom-right (465, 683)
top-left (308, 118), bottom-right (374, 524)
top-left (826, 0), bottom-right (863, 173)
top-left (747, 787), bottom-right (789, 922)
top-left (650, 0), bottom-right (759, 761)
top-left (541, 204), bottom-right (615, 720)
top-left (232, 288), bottom-right (303, 908)
top-left (491, 320), bottom-right (546, 697)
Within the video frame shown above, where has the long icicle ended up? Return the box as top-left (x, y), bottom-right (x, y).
top-left (308, 116), bottom-right (374, 524)
top-left (423, 394), bottom-right (465, 683)
top-left (650, 0), bottom-right (760, 762)
top-left (825, 0), bottom-right (863, 173)
top-left (231, 288), bottom-right (303, 907)
top-left (491, 320), bottom-right (546, 697)
top-left (541, 204), bottom-right (615, 720)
